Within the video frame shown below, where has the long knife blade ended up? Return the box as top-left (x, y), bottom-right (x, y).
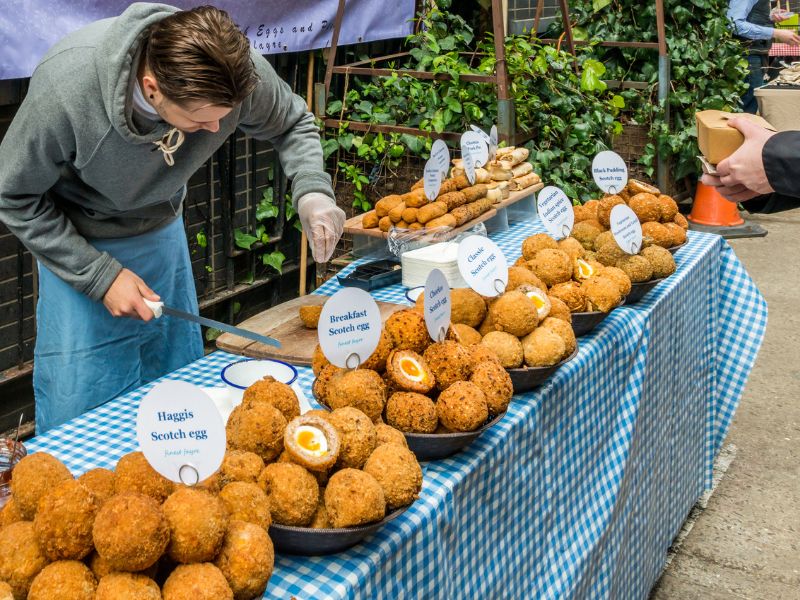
top-left (159, 304), bottom-right (282, 349)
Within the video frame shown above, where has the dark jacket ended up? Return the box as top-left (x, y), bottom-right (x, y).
top-left (746, 131), bottom-right (800, 213)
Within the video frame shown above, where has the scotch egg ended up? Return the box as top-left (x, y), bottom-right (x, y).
top-left (284, 415), bottom-right (340, 471)
top-left (518, 284), bottom-right (551, 321)
top-left (385, 350), bottom-right (436, 394)
top-left (573, 258), bottom-right (596, 282)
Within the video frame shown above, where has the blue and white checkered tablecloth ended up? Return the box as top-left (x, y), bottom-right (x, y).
top-left (27, 220), bottom-right (767, 599)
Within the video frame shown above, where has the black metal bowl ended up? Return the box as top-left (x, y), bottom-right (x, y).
top-left (507, 346), bottom-right (579, 394)
top-left (571, 298), bottom-right (625, 337)
top-left (625, 278), bottom-right (665, 304)
top-left (312, 389), bottom-right (505, 462)
top-left (269, 506), bottom-right (409, 555)
top-left (668, 241), bottom-right (687, 254)
top-left (403, 411), bottom-right (505, 461)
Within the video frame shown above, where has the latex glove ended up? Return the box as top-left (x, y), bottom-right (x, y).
top-left (701, 117), bottom-right (776, 203)
top-left (103, 268), bottom-right (161, 321)
top-left (297, 192), bottom-right (345, 262)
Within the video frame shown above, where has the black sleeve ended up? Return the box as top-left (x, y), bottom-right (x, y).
top-left (763, 131), bottom-right (800, 198)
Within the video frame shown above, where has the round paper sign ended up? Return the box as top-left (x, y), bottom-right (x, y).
top-left (423, 268), bottom-right (451, 342)
top-left (423, 158), bottom-right (443, 201)
top-left (457, 235), bottom-right (509, 297)
top-left (610, 204), bottom-right (643, 255)
top-left (461, 130), bottom-right (489, 168)
top-left (592, 151), bottom-right (628, 194)
top-left (470, 124), bottom-right (491, 145)
top-left (137, 380), bottom-right (226, 485)
top-left (536, 186), bottom-right (575, 240)
top-left (318, 287), bottom-right (382, 368)
top-left (462, 148), bottom-right (476, 186)
top-left (430, 139), bottom-right (450, 178)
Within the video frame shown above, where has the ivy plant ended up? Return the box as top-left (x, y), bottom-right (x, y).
top-left (546, 0), bottom-right (748, 182)
top-left (233, 185), bottom-right (295, 275)
top-left (323, 0), bottom-right (623, 203)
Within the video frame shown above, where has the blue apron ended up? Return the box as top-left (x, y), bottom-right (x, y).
top-left (33, 216), bottom-right (203, 433)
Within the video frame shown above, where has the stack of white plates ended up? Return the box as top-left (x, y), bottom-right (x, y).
top-left (401, 242), bottom-right (467, 289)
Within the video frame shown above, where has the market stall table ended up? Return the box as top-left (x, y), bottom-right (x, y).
top-left (26, 220), bottom-right (766, 598)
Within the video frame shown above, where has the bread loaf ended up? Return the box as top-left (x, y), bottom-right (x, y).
top-left (417, 201), bottom-right (448, 224)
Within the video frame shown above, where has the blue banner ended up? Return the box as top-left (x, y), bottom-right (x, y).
top-left (0, 0), bottom-right (416, 80)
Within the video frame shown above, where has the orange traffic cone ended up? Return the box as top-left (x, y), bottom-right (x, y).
top-left (688, 181), bottom-right (744, 227)
top-left (687, 181), bottom-right (766, 239)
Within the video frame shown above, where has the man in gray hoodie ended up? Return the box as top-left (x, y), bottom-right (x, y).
top-left (0, 3), bottom-right (345, 432)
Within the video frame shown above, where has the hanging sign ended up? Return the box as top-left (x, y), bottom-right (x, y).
top-left (610, 204), bottom-right (643, 255)
top-left (592, 151), bottom-right (629, 194)
top-left (463, 148), bottom-right (477, 185)
top-left (318, 288), bottom-right (382, 368)
top-left (137, 380), bottom-right (226, 486)
top-left (461, 130), bottom-right (489, 168)
top-left (457, 235), bottom-right (509, 297)
top-left (423, 269), bottom-right (451, 342)
top-left (470, 125), bottom-right (491, 145)
top-left (430, 139), bottom-right (451, 178)
top-left (536, 186), bottom-right (575, 240)
top-left (423, 159), bottom-right (443, 201)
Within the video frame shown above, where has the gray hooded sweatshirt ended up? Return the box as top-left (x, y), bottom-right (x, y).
top-left (0, 2), bottom-right (334, 301)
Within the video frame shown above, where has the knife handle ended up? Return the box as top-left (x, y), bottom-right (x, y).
top-left (143, 299), bottom-right (164, 319)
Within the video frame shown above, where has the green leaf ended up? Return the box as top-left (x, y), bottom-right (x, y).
top-left (592, 0), bottom-right (612, 11)
top-left (338, 133), bottom-right (355, 151)
top-left (445, 96), bottom-right (462, 113)
top-left (234, 229), bottom-right (259, 250)
top-left (241, 271), bottom-right (255, 285)
top-left (400, 134), bottom-right (426, 154)
top-left (321, 138), bottom-right (339, 160)
top-left (439, 36), bottom-right (456, 51)
top-left (326, 100), bottom-right (343, 115)
top-left (195, 231), bottom-right (207, 248)
top-left (232, 301), bottom-right (241, 315)
top-left (580, 59), bottom-right (607, 93)
top-left (572, 27), bottom-right (589, 41)
top-left (611, 95), bottom-right (625, 109)
top-left (205, 327), bottom-right (222, 342)
top-left (262, 250), bottom-right (285, 274)
top-left (293, 220), bottom-right (304, 233)
top-left (256, 201), bottom-right (279, 222)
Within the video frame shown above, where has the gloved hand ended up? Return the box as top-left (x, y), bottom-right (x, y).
top-left (297, 192), bottom-right (345, 262)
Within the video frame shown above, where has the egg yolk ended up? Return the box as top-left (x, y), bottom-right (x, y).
top-left (401, 358), bottom-right (421, 377)
top-left (528, 293), bottom-right (545, 309)
top-left (577, 260), bottom-right (594, 279)
top-left (399, 356), bottom-right (427, 383)
top-left (293, 425), bottom-right (328, 457)
top-left (297, 430), bottom-right (320, 452)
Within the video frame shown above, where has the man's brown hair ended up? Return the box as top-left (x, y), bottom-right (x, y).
top-left (144, 5), bottom-right (258, 107)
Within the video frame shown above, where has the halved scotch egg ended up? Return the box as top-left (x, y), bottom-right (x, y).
top-left (517, 284), bottom-right (551, 321)
top-left (385, 350), bottom-right (436, 394)
top-left (573, 258), bottom-right (596, 282)
top-left (284, 415), bottom-right (340, 471)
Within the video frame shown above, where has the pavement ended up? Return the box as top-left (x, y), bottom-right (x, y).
top-left (650, 208), bottom-right (800, 599)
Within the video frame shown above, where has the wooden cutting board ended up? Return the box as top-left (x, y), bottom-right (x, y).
top-left (215, 294), bottom-right (407, 366)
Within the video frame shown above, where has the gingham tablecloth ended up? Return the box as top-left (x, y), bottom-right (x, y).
top-left (27, 220), bottom-right (767, 599)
